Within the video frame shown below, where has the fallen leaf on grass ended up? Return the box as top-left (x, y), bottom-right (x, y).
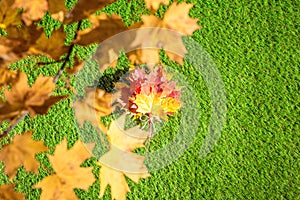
top-left (145, 0), bottom-right (169, 11)
top-left (99, 160), bottom-right (150, 200)
top-left (73, 88), bottom-right (113, 131)
top-left (164, 2), bottom-right (200, 35)
top-left (75, 13), bottom-right (128, 46)
top-left (0, 184), bottom-right (26, 200)
top-left (105, 115), bottom-right (148, 151)
top-left (98, 114), bottom-right (150, 200)
top-left (0, 131), bottom-right (49, 178)
top-left (130, 2), bottom-right (199, 65)
top-left (0, 73), bottom-right (67, 124)
top-left (34, 139), bottom-right (95, 200)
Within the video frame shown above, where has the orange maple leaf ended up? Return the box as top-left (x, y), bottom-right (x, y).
top-left (130, 2), bottom-right (200, 65)
top-left (0, 131), bottom-right (49, 178)
top-left (34, 139), bottom-right (96, 200)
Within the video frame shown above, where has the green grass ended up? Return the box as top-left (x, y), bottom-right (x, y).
top-left (1, 0), bottom-right (300, 199)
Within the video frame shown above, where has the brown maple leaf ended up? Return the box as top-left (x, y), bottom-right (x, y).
top-left (64, 0), bottom-right (117, 24)
top-left (0, 72), bottom-right (67, 124)
top-left (34, 139), bottom-right (96, 200)
top-left (0, 67), bottom-right (17, 87)
top-left (29, 27), bottom-right (69, 60)
top-left (0, 184), bottom-right (26, 200)
top-left (2, 24), bottom-right (43, 64)
top-left (75, 13), bottom-right (128, 46)
top-left (0, 0), bottom-right (22, 28)
top-left (98, 114), bottom-right (150, 200)
top-left (12, 0), bottom-right (48, 25)
top-left (145, 0), bottom-right (169, 11)
top-left (0, 41), bottom-right (19, 68)
top-left (0, 131), bottom-right (49, 178)
top-left (48, 0), bottom-right (68, 22)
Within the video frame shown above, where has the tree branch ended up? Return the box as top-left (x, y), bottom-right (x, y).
top-left (0, 21), bottom-right (83, 139)
top-left (0, 111), bottom-right (28, 139)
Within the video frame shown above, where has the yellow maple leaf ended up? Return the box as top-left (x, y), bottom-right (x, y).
top-left (34, 139), bottom-right (95, 200)
top-left (106, 114), bottom-right (148, 151)
top-left (145, 0), bottom-right (169, 11)
top-left (0, 131), bottom-right (49, 178)
top-left (164, 2), bottom-right (200, 35)
top-left (98, 152), bottom-right (150, 200)
top-left (161, 97), bottom-right (182, 113)
top-left (134, 92), bottom-right (167, 119)
top-left (98, 114), bottom-right (150, 200)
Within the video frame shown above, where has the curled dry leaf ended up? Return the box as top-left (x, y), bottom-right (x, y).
top-left (12, 0), bottom-right (48, 25)
top-left (0, 73), bottom-right (67, 124)
top-left (98, 114), bottom-right (150, 200)
top-left (0, 131), bottom-right (49, 178)
top-left (34, 139), bottom-right (95, 200)
top-left (0, 184), bottom-right (26, 200)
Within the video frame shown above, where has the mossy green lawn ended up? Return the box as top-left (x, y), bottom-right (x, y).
top-left (0, 0), bottom-right (299, 199)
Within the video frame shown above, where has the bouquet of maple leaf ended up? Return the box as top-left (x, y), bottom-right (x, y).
top-left (116, 65), bottom-right (182, 138)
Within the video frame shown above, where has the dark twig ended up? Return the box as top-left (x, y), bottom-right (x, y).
top-left (0, 111), bottom-right (29, 139)
top-left (54, 21), bottom-right (82, 83)
top-left (0, 21), bottom-right (83, 138)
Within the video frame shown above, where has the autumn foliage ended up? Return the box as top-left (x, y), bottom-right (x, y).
top-left (0, 0), bottom-right (200, 199)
